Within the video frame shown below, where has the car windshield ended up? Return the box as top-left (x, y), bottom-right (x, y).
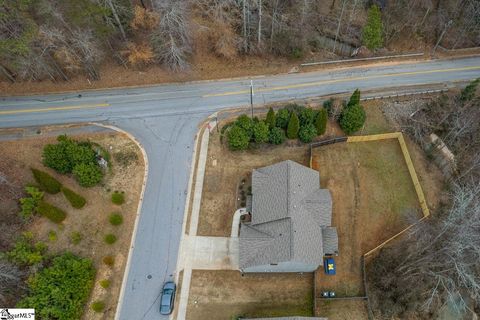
top-left (163, 289), bottom-right (173, 295)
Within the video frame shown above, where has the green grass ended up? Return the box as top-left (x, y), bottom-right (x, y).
top-left (37, 201), bottom-right (66, 223)
top-left (352, 141), bottom-right (418, 215)
top-left (31, 168), bottom-right (62, 194)
top-left (61, 186), bottom-right (86, 209)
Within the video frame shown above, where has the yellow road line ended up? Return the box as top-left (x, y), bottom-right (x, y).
top-left (0, 103), bottom-right (110, 115)
top-left (204, 65), bottom-right (480, 97)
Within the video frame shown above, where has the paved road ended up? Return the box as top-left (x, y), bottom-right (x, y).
top-left (0, 56), bottom-right (479, 320)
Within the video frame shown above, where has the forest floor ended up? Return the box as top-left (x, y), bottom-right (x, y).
top-left (2, 46), bottom-right (477, 97)
top-left (0, 128), bottom-right (144, 320)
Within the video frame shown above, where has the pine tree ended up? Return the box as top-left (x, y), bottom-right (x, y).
top-left (287, 112), bottom-right (300, 139)
top-left (315, 108), bottom-right (328, 136)
top-left (362, 5), bottom-right (383, 50)
top-left (347, 89), bottom-right (361, 108)
top-left (266, 107), bottom-right (276, 129)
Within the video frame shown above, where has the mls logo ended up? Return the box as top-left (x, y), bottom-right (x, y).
top-left (0, 309), bottom-right (11, 320)
top-left (0, 308), bottom-right (35, 319)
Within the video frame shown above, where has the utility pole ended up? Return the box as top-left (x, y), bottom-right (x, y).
top-left (432, 20), bottom-right (453, 56)
top-left (250, 80), bottom-right (254, 118)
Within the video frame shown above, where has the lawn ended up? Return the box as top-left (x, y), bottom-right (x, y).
top-left (311, 136), bottom-right (443, 317)
top-left (0, 127), bottom-right (144, 320)
top-left (186, 270), bottom-right (314, 320)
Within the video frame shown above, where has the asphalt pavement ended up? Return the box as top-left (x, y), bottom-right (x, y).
top-left (0, 56), bottom-right (479, 320)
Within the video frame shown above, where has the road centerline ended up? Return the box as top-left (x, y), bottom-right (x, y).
top-left (0, 103), bottom-right (110, 115)
top-left (203, 65), bottom-right (480, 97)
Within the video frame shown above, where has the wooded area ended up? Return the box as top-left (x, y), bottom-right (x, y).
top-left (368, 80), bottom-right (480, 319)
top-left (1, 0), bottom-right (479, 83)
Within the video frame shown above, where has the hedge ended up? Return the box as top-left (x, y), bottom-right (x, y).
top-left (61, 187), bottom-right (86, 209)
top-left (31, 168), bottom-right (61, 194)
top-left (37, 201), bottom-right (66, 223)
top-left (227, 125), bottom-right (250, 150)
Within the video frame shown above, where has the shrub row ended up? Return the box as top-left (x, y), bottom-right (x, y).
top-left (61, 186), bottom-right (86, 209)
top-left (31, 168), bottom-right (61, 194)
top-left (226, 105), bottom-right (328, 150)
top-left (37, 201), bottom-right (66, 223)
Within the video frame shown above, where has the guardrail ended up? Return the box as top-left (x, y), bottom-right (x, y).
top-left (361, 89), bottom-right (446, 101)
top-left (301, 52), bottom-right (424, 67)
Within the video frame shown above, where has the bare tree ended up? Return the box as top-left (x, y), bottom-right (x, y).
top-left (0, 258), bottom-right (25, 305)
top-left (151, 0), bottom-right (191, 70)
top-left (369, 182), bottom-right (480, 318)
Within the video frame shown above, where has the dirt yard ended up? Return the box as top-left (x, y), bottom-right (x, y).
top-left (0, 127), bottom-right (144, 320)
top-left (186, 270), bottom-right (314, 320)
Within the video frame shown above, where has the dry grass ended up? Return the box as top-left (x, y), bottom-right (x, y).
top-left (316, 299), bottom-right (369, 320)
top-left (186, 270), bottom-right (314, 320)
top-left (312, 140), bottom-right (420, 299)
top-left (0, 130), bottom-right (144, 320)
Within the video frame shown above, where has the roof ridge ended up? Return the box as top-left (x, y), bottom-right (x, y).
top-left (242, 223), bottom-right (275, 238)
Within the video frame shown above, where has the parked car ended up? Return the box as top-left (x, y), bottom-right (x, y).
top-left (160, 281), bottom-right (176, 315)
top-left (324, 257), bottom-right (336, 275)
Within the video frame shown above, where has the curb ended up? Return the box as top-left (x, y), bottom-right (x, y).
top-left (89, 122), bottom-right (150, 320)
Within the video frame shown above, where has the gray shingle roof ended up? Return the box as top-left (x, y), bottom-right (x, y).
top-left (239, 160), bottom-right (338, 269)
top-left (321, 227), bottom-right (339, 255)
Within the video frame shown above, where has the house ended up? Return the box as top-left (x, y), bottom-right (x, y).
top-left (239, 160), bottom-right (338, 273)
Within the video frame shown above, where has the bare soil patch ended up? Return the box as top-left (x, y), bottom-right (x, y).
top-left (0, 129), bottom-right (144, 320)
top-left (186, 270), bottom-right (314, 320)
